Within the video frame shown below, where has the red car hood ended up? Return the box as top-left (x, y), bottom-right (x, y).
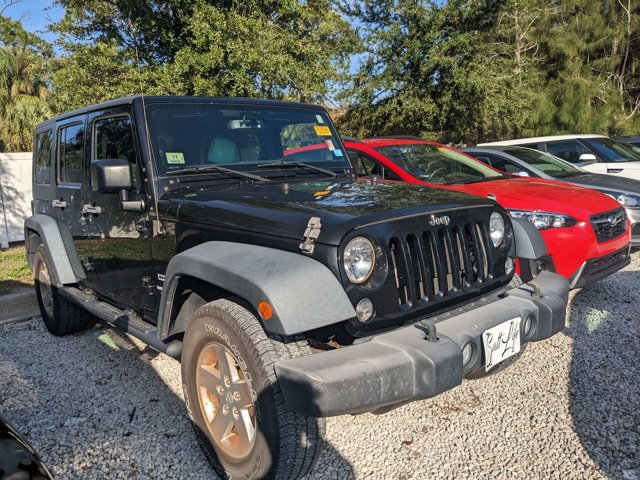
top-left (444, 177), bottom-right (622, 220)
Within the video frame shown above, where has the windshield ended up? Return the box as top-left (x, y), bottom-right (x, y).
top-left (620, 141), bottom-right (640, 155)
top-left (583, 137), bottom-right (640, 162)
top-left (375, 143), bottom-right (502, 184)
top-left (145, 103), bottom-right (350, 176)
top-left (502, 147), bottom-right (584, 178)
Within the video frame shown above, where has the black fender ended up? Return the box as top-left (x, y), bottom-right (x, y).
top-left (24, 214), bottom-right (85, 286)
top-left (159, 241), bottom-right (356, 336)
top-left (511, 217), bottom-right (547, 260)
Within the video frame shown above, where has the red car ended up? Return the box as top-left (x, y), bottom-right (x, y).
top-left (343, 138), bottom-right (631, 288)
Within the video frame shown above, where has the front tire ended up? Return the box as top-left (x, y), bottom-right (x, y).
top-left (181, 298), bottom-right (324, 480)
top-left (33, 245), bottom-right (91, 336)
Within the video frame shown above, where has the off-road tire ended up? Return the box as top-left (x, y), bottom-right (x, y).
top-left (181, 298), bottom-right (324, 480)
top-left (33, 245), bottom-right (91, 336)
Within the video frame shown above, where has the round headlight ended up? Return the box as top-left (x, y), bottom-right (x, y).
top-left (344, 236), bottom-right (375, 284)
top-left (489, 212), bottom-right (505, 247)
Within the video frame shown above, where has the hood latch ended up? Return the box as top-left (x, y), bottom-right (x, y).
top-left (299, 217), bottom-right (322, 254)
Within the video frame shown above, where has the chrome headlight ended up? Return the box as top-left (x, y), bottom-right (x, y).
top-left (617, 194), bottom-right (640, 208)
top-left (344, 236), bottom-right (376, 284)
top-left (489, 212), bottom-right (505, 247)
top-left (510, 210), bottom-right (577, 230)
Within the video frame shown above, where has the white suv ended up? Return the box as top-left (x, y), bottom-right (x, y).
top-left (479, 134), bottom-right (640, 181)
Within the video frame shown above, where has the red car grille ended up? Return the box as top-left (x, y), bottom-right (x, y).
top-left (590, 208), bottom-right (626, 243)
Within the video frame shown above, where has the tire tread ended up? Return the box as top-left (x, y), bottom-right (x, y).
top-left (34, 245), bottom-right (92, 336)
top-left (186, 298), bottom-right (324, 480)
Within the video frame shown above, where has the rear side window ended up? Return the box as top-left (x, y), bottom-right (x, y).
top-left (475, 154), bottom-right (523, 174)
top-left (58, 123), bottom-right (84, 184)
top-left (34, 130), bottom-right (53, 184)
top-left (546, 140), bottom-right (591, 164)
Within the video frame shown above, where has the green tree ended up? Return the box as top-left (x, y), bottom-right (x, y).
top-left (50, 0), bottom-right (359, 111)
top-left (0, 12), bottom-right (51, 151)
top-left (532, 0), bottom-right (640, 134)
top-left (339, 0), bottom-right (539, 144)
top-left (340, 0), bottom-right (640, 141)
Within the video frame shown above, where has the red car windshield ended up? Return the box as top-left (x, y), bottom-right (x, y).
top-left (375, 143), bottom-right (503, 184)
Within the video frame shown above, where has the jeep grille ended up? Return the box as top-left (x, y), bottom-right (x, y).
top-left (389, 222), bottom-right (492, 308)
top-left (590, 208), bottom-right (626, 243)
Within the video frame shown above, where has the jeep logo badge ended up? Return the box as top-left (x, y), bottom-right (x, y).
top-left (429, 215), bottom-right (451, 226)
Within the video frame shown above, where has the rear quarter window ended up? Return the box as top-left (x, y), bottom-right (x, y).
top-left (34, 130), bottom-right (53, 184)
top-left (58, 123), bottom-right (84, 185)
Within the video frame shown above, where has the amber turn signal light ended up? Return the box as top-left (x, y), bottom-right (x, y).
top-left (258, 301), bottom-right (273, 320)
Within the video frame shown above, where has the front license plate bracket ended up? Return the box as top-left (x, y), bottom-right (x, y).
top-left (482, 317), bottom-right (522, 371)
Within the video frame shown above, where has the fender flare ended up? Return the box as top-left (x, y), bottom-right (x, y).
top-left (24, 214), bottom-right (84, 286)
top-left (511, 217), bottom-right (547, 260)
top-left (159, 241), bottom-right (356, 336)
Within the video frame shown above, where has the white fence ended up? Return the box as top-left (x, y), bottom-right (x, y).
top-left (0, 152), bottom-right (32, 248)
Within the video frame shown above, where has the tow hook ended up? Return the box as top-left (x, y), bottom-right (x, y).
top-left (527, 283), bottom-right (542, 299)
top-left (415, 320), bottom-right (438, 342)
top-left (532, 283), bottom-right (541, 299)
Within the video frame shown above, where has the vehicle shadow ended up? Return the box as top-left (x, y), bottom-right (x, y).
top-left (0, 279), bottom-right (32, 296)
top-left (0, 318), bottom-right (354, 479)
top-left (565, 273), bottom-right (640, 479)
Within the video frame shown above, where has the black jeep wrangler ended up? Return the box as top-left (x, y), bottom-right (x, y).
top-left (26, 96), bottom-right (568, 479)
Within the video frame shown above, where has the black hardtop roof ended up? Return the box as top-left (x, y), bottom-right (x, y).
top-left (37, 95), bottom-right (326, 128)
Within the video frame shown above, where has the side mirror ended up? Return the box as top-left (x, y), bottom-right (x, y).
top-left (92, 159), bottom-right (132, 193)
top-left (578, 153), bottom-right (597, 163)
top-left (92, 159), bottom-right (144, 212)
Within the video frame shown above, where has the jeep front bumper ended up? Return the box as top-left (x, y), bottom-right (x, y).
top-left (274, 271), bottom-right (568, 417)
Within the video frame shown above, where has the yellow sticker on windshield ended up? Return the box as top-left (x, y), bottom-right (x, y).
top-left (166, 152), bottom-right (185, 164)
top-left (314, 125), bottom-right (331, 136)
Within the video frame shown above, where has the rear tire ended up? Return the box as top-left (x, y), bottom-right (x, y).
top-left (33, 245), bottom-right (91, 336)
top-left (181, 298), bottom-right (324, 480)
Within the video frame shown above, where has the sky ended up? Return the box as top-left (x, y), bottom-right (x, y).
top-left (4, 0), bottom-right (63, 44)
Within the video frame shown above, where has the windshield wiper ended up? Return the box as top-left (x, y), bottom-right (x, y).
top-left (257, 161), bottom-right (338, 178)
top-left (166, 165), bottom-right (269, 182)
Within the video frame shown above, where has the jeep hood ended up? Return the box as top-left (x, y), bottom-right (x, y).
top-left (445, 177), bottom-right (622, 220)
top-left (160, 180), bottom-right (495, 245)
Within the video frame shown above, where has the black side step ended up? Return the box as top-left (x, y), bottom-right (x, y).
top-left (60, 287), bottom-right (182, 358)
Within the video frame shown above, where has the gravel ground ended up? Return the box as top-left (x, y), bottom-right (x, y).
top-left (1, 254), bottom-right (639, 479)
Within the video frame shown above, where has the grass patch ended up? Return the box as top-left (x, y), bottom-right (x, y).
top-left (0, 245), bottom-right (33, 295)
